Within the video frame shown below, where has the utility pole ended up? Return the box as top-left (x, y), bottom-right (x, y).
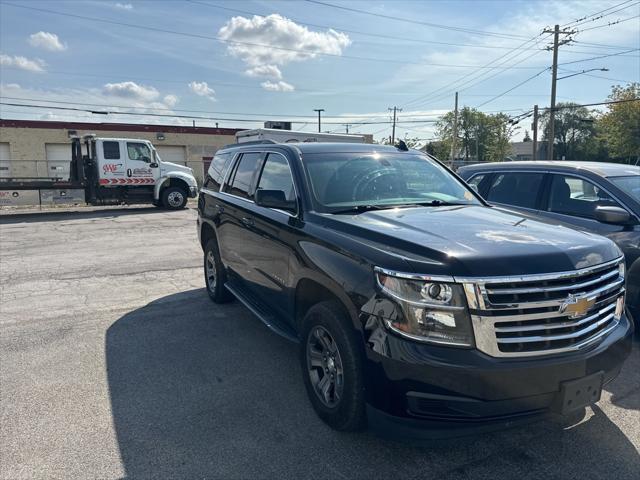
top-left (388, 106), bottom-right (402, 144)
top-left (543, 25), bottom-right (573, 161)
top-left (313, 109), bottom-right (324, 133)
top-left (532, 104), bottom-right (538, 160)
top-left (343, 123), bottom-right (352, 134)
top-left (450, 92), bottom-right (459, 165)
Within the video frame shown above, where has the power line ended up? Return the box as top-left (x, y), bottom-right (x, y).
top-left (558, 48), bottom-right (640, 66)
top-left (475, 68), bottom-right (551, 108)
top-left (305, 0), bottom-right (530, 40)
top-left (0, 101), bottom-right (443, 125)
top-left (187, 0), bottom-right (551, 52)
top-left (0, 2), bottom-right (546, 70)
top-left (577, 14), bottom-right (640, 32)
top-left (564, 1), bottom-right (639, 27)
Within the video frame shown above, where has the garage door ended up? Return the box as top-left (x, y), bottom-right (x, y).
top-left (45, 143), bottom-right (71, 180)
top-left (156, 146), bottom-right (186, 165)
top-left (0, 143), bottom-right (10, 178)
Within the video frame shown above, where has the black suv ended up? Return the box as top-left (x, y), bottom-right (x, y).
top-left (197, 142), bottom-right (632, 436)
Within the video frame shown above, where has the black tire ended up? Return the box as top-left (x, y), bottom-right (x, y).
top-left (162, 186), bottom-right (188, 210)
top-left (203, 239), bottom-right (233, 303)
top-left (300, 301), bottom-right (367, 431)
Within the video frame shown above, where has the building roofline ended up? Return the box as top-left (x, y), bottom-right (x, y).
top-left (0, 119), bottom-right (242, 136)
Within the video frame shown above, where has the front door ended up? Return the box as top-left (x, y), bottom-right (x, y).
top-left (124, 141), bottom-right (156, 186)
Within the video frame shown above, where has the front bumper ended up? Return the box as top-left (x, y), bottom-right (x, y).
top-left (362, 312), bottom-right (633, 438)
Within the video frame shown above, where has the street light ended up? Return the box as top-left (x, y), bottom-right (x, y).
top-left (557, 68), bottom-right (609, 80)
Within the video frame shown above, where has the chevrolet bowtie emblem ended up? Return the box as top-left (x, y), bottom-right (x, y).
top-left (559, 294), bottom-right (595, 318)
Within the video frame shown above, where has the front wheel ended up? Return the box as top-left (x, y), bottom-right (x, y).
top-left (300, 301), bottom-right (367, 431)
top-left (162, 186), bottom-right (187, 210)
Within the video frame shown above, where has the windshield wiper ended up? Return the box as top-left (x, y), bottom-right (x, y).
top-left (394, 200), bottom-right (471, 207)
top-left (330, 204), bottom-right (396, 214)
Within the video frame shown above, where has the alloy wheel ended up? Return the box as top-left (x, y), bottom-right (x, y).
top-left (205, 250), bottom-right (217, 292)
top-left (306, 326), bottom-right (344, 408)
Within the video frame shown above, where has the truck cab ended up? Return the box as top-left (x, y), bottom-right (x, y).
top-left (74, 135), bottom-right (198, 209)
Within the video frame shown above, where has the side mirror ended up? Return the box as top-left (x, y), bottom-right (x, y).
top-left (149, 162), bottom-right (159, 168)
top-left (595, 206), bottom-right (633, 225)
top-left (255, 189), bottom-right (296, 213)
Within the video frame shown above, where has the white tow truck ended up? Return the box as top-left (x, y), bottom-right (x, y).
top-left (0, 135), bottom-right (198, 209)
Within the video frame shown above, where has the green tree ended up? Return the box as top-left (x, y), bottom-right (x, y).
top-left (598, 83), bottom-right (640, 161)
top-left (435, 107), bottom-right (518, 161)
top-left (540, 102), bottom-right (597, 160)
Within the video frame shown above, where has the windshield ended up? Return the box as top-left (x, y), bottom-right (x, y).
top-left (609, 175), bottom-right (640, 202)
top-left (302, 152), bottom-right (481, 213)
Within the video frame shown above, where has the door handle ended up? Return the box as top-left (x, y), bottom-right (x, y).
top-left (241, 217), bottom-right (254, 227)
top-left (215, 204), bottom-right (224, 213)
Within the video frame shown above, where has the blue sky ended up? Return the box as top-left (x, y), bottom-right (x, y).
top-left (0, 0), bottom-right (638, 142)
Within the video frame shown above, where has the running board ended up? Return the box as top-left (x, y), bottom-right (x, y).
top-left (225, 283), bottom-right (299, 343)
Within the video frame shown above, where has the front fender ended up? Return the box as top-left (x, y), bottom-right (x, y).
top-left (154, 172), bottom-right (197, 199)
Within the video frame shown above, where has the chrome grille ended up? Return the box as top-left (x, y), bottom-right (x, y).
top-left (463, 258), bottom-right (625, 358)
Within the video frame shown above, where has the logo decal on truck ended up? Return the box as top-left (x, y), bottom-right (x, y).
top-left (559, 294), bottom-right (596, 318)
top-left (103, 163), bottom-right (123, 173)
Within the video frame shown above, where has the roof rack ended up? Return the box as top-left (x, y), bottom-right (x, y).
top-left (220, 140), bottom-right (278, 150)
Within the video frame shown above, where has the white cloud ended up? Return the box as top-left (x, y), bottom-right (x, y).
top-left (261, 80), bottom-right (295, 92)
top-left (163, 94), bottom-right (178, 107)
top-left (245, 65), bottom-right (282, 80)
top-left (218, 14), bottom-right (350, 90)
top-left (114, 3), bottom-right (133, 10)
top-left (0, 54), bottom-right (46, 72)
top-left (188, 81), bottom-right (216, 101)
top-left (102, 81), bottom-right (159, 101)
top-left (28, 32), bottom-right (67, 52)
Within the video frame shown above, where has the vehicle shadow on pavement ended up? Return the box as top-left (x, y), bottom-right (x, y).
top-left (0, 206), bottom-right (178, 224)
top-left (106, 289), bottom-right (640, 480)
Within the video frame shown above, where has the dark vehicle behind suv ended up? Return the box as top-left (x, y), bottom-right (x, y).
top-left (197, 143), bottom-right (632, 437)
top-left (458, 161), bottom-right (639, 324)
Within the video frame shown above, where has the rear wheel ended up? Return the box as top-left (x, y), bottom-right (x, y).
top-left (162, 186), bottom-right (187, 210)
top-left (204, 239), bottom-right (233, 303)
top-left (300, 301), bottom-right (367, 431)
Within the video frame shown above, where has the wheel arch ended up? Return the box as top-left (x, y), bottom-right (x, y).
top-left (294, 277), bottom-right (361, 335)
top-left (154, 175), bottom-right (191, 200)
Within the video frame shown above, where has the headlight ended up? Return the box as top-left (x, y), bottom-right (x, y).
top-left (375, 268), bottom-right (474, 347)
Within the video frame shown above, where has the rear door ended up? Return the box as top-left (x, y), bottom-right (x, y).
top-left (484, 171), bottom-right (546, 215)
top-left (216, 151), bottom-right (264, 287)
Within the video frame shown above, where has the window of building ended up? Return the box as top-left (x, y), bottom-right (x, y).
top-left (487, 172), bottom-right (544, 209)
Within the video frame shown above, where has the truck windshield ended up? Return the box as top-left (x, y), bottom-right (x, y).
top-left (302, 152), bottom-right (481, 213)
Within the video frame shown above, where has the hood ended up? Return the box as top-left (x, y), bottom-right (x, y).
top-left (322, 205), bottom-right (621, 277)
top-left (160, 161), bottom-right (193, 175)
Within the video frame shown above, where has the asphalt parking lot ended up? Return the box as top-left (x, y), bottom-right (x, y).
top-left (1, 207), bottom-right (638, 480)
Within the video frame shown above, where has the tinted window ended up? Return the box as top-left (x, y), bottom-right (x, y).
top-left (609, 175), bottom-right (640, 202)
top-left (103, 141), bottom-right (120, 160)
top-left (127, 142), bottom-right (151, 163)
top-left (226, 152), bottom-right (262, 200)
top-left (205, 152), bottom-right (232, 191)
top-left (487, 172), bottom-right (544, 209)
top-left (548, 174), bottom-right (620, 219)
top-left (302, 153), bottom-right (480, 212)
top-left (466, 174), bottom-right (486, 193)
top-left (257, 153), bottom-right (295, 202)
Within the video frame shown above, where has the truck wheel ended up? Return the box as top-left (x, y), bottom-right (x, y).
top-left (162, 187), bottom-right (187, 210)
top-left (300, 301), bottom-right (367, 431)
top-left (204, 239), bottom-right (233, 303)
